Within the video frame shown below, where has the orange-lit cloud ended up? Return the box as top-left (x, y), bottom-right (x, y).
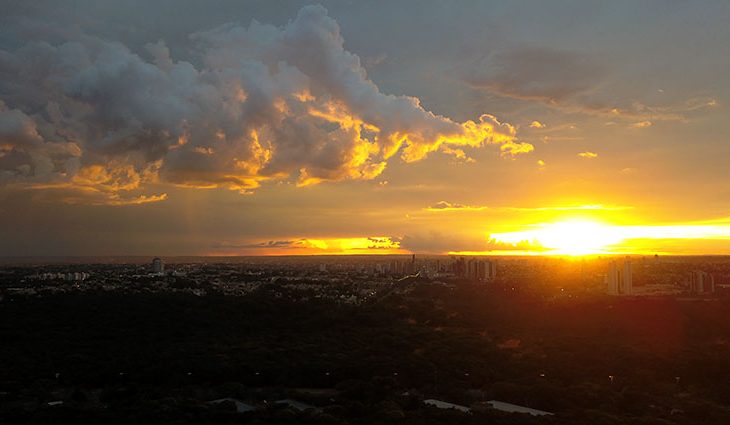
top-left (630, 120), bottom-right (653, 129)
top-left (0, 6), bottom-right (522, 204)
top-left (500, 140), bottom-right (534, 156)
top-left (577, 151), bottom-right (598, 158)
top-left (213, 236), bottom-right (404, 255)
top-left (425, 201), bottom-right (487, 212)
top-left (424, 202), bottom-right (632, 213)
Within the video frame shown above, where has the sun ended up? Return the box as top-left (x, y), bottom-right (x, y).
top-left (492, 219), bottom-right (625, 255)
top-left (533, 219), bottom-right (625, 255)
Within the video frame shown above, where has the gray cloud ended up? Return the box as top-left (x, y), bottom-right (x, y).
top-left (465, 45), bottom-right (718, 124)
top-left (398, 232), bottom-right (542, 254)
top-left (466, 46), bottom-right (604, 104)
top-left (0, 5), bottom-right (520, 203)
top-left (214, 240), bottom-right (300, 250)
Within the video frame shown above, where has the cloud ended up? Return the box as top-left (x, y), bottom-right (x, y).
top-left (425, 201), bottom-right (487, 211)
top-left (577, 151), bottom-right (598, 158)
top-left (425, 201), bottom-right (630, 213)
top-left (630, 120), bottom-right (653, 129)
top-left (512, 204), bottom-right (632, 212)
top-left (589, 97), bottom-right (717, 123)
top-left (23, 183), bottom-right (167, 206)
top-left (529, 120), bottom-right (545, 129)
top-left (464, 45), bottom-right (718, 123)
top-left (0, 5), bottom-right (520, 203)
top-left (466, 46), bottom-right (604, 103)
top-left (398, 232), bottom-right (544, 254)
top-left (213, 236), bottom-right (402, 253)
top-left (216, 240), bottom-right (301, 250)
top-left (440, 146), bottom-right (475, 163)
top-left (500, 140), bottom-right (534, 156)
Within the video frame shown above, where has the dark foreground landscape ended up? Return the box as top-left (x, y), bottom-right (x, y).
top-left (3, 263), bottom-right (730, 424)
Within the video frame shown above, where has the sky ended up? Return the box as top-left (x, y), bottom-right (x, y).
top-left (1, 0), bottom-right (730, 256)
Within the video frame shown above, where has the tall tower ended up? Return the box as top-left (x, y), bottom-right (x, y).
top-left (488, 260), bottom-right (497, 281)
top-left (607, 258), bottom-right (632, 295)
top-left (622, 258), bottom-right (632, 295)
top-left (152, 257), bottom-right (164, 274)
top-left (607, 261), bottom-right (620, 295)
top-left (690, 271), bottom-right (715, 294)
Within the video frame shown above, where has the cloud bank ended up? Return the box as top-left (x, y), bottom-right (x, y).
top-left (466, 45), bottom-right (718, 124)
top-left (0, 5), bottom-right (523, 204)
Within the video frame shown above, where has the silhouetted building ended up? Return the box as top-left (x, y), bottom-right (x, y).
top-left (690, 271), bottom-right (715, 294)
top-left (459, 258), bottom-right (496, 281)
top-left (152, 257), bottom-right (164, 274)
top-left (607, 257), bottom-right (632, 295)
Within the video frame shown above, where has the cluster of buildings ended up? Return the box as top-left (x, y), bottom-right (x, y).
top-left (606, 257), bottom-right (718, 296)
top-left (29, 272), bottom-right (90, 281)
top-left (606, 258), bottom-right (633, 296)
top-left (689, 270), bottom-right (715, 294)
top-left (452, 257), bottom-right (498, 281)
top-left (320, 255), bottom-right (499, 282)
top-left (10, 255), bottom-right (730, 302)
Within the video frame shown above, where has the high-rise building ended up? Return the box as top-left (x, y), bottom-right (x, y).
top-left (152, 257), bottom-right (164, 274)
top-left (487, 260), bottom-right (497, 281)
top-left (623, 258), bottom-right (632, 295)
top-left (690, 271), bottom-right (715, 294)
top-left (457, 258), bottom-right (496, 282)
top-left (607, 257), bottom-right (632, 295)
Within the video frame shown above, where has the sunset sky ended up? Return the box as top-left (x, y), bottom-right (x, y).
top-left (2, 0), bottom-right (730, 256)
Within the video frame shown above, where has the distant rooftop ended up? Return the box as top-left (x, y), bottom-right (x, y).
top-left (486, 400), bottom-right (553, 416)
top-left (208, 398), bottom-right (257, 413)
top-left (423, 399), bottom-right (471, 413)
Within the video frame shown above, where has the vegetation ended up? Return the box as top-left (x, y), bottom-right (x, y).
top-left (2, 284), bottom-right (730, 424)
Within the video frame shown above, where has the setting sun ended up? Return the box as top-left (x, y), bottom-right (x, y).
top-left (491, 219), bottom-right (623, 255)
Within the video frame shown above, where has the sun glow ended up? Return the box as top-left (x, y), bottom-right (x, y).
top-left (488, 218), bottom-right (730, 256)
top-left (491, 219), bottom-right (623, 255)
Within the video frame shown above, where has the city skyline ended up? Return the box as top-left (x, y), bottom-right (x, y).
top-left (2, 1), bottom-right (730, 256)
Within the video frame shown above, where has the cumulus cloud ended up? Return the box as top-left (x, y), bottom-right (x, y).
top-left (0, 5), bottom-right (523, 203)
